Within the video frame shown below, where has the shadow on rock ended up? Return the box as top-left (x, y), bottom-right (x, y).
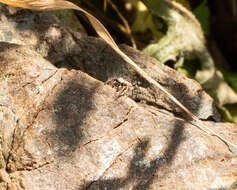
top-left (48, 80), bottom-right (97, 158)
top-left (82, 121), bottom-right (184, 190)
top-left (81, 75), bottom-right (207, 189)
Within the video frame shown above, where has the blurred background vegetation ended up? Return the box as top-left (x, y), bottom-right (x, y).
top-left (70, 0), bottom-right (237, 123)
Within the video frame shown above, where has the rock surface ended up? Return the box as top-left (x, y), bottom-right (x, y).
top-left (0, 5), bottom-right (237, 190)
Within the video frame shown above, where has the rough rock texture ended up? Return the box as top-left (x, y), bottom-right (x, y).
top-left (0, 5), bottom-right (237, 190)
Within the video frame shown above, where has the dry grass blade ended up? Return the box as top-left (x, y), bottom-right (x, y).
top-left (104, 0), bottom-right (108, 12)
top-left (106, 0), bottom-right (136, 48)
top-left (0, 0), bottom-right (236, 150)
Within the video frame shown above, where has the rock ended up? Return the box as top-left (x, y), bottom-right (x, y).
top-left (0, 5), bottom-right (236, 190)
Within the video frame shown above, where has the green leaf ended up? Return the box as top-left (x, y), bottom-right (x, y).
top-left (131, 1), bottom-right (164, 39)
top-left (223, 72), bottom-right (237, 93)
top-left (193, 0), bottom-right (210, 35)
top-left (141, 0), bottom-right (237, 124)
